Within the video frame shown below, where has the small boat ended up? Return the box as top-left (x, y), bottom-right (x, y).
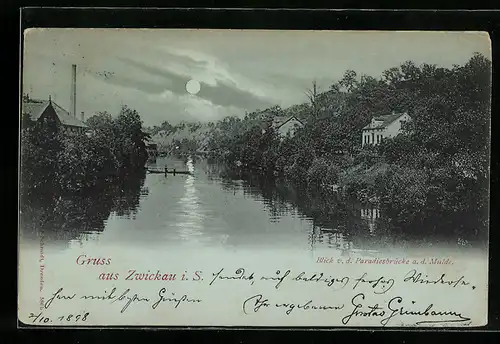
top-left (166, 170), bottom-right (193, 175)
top-left (147, 168), bottom-right (193, 175)
top-left (147, 169), bottom-right (165, 174)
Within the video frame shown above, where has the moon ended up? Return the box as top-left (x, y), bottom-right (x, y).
top-left (186, 79), bottom-right (201, 95)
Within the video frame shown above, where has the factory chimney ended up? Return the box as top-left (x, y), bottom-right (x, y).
top-left (71, 64), bottom-right (77, 118)
top-left (81, 111), bottom-right (85, 122)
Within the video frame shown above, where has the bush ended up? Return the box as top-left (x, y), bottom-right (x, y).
top-left (306, 158), bottom-right (341, 189)
top-left (306, 158), bottom-right (329, 187)
top-left (376, 165), bottom-right (429, 222)
top-left (56, 134), bottom-right (118, 192)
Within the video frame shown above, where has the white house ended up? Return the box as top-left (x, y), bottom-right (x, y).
top-left (361, 112), bottom-right (410, 147)
top-left (270, 116), bottom-right (304, 138)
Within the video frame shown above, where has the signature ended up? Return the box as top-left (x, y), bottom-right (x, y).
top-left (242, 294), bottom-right (344, 315)
top-left (341, 293), bottom-right (471, 326)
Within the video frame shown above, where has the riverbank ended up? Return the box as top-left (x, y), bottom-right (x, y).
top-left (141, 53), bottom-right (489, 240)
top-left (202, 146), bottom-right (488, 241)
top-left (20, 105), bottom-right (149, 199)
top-left (21, 155), bottom-right (487, 250)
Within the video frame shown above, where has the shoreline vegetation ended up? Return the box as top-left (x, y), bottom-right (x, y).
top-left (147, 54), bottom-right (491, 238)
top-left (20, 105), bottom-right (150, 201)
top-left (20, 53), bottom-right (490, 239)
top-left (20, 105), bottom-right (151, 242)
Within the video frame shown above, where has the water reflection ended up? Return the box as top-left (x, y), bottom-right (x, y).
top-left (174, 157), bottom-right (204, 244)
top-left (208, 164), bottom-right (485, 251)
top-left (205, 166), bottom-right (387, 253)
top-left (19, 158), bottom-right (486, 252)
top-left (20, 170), bottom-right (148, 246)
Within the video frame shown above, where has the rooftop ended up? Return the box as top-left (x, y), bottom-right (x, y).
top-left (22, 98), bottom-right (88, 128)
top-left (271, 116), bottom-right (304, 129)
top-left (362, 112), bottom-right (407, 130)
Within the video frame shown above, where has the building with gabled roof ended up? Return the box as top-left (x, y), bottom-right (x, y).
top-left (269, 115), bottom-right (304, 138)
top-left (362, 112), bottom-right (410, 147)
top-left (22, 96), bottom-right (88, 134)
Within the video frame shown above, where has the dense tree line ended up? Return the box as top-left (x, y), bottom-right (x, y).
top-left (20, 105), bottom-right (149, 200)
top-left (204, 53), bottom-right (491, 236)
top-left (146, 120), bottom-right (205, 137)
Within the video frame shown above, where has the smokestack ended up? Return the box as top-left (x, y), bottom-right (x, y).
top-left (71, 64), bottom-right (77, 117)
top-left (81, 111), bottom-right (85, 122)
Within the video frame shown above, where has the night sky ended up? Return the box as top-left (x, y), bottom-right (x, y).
top-left (22, 29), bottom-right (491, 126)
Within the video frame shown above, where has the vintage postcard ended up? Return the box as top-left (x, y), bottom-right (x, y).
top-left (18, 29), bottom-right (491, 327)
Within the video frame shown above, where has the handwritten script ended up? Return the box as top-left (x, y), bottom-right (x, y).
top-left (23, 266), bottom-right (479, 327)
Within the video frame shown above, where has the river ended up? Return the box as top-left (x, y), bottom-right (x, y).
top-left (19, 156), bottom-right (486, 255)
top-left (17, 156), bottom-right (489, 328)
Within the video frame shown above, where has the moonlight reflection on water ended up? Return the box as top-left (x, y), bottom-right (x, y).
top-left (174, 157), bottom-right (205, 245)
top-left (20, 157), bottom-right (486, 256)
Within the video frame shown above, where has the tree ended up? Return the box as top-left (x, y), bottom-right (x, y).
top-left (203, 53), bottom-right (491, 236)
top-left (20, 113), bottom-right (64, 198)
top-left (111, 106), bottom-right (149, 170)
top-left (21, 103), bottom-right (151, 200)
top-left (305, 80), bottom-right (320, 115)
top-left (339, 70), bottom-right (358, 92)
top-left (376, 52), bottom-right (491, 233)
